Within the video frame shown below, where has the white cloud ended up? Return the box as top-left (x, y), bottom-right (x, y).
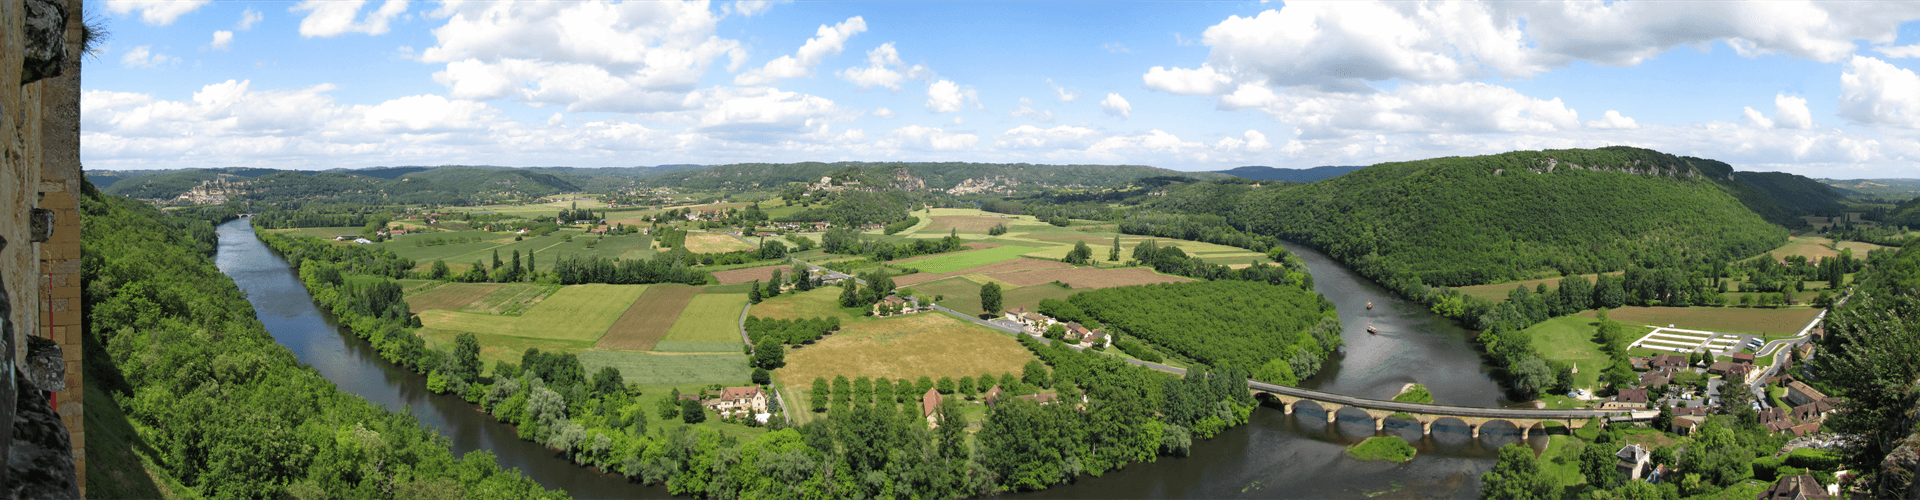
top-left (422, 0), bottom-right (745, 112)
top-left (872, 107), bottom-right (895, 119)
top-left (106, 0), bottom-right (211, 26)
top-left (1102, 43), bottom-right (1132, 54)
top-left (1840, 56), bottom-right (1920, 128)
top-left (1101, 93), bottom-right (1131, 119)
top-left (237, 8), bottom-right (264, 30)
top-left (121, 45), bottom-right (172, 68)
top-left (1046, 78), bottom-right (1081, 102)
top-left (838, 43), bottom-right (931, 92)
top-left (879, 125), bottom-right (977, 150)
top-left (684, 87), bottom-right (848, 138)
top-left (353, 94), bottom-right (502, 133)
top-left (1089, 129), bottom-right (1204, 158)
top-left (1879, 44), bottom-right (1920, 59)
top-left (1586, 110), bottom-right (1639, 130)
top-left (998, 125), bottom-right (1101, 150)
top-left (1143, 64), bottom-right (1233, 96)
top-left (735, 17), bottom-right (866, 85)
top-left (1010, 97), bottom-right (1053, 123)
top-left (211, 31), bottom-right (234, 51)
top-left (1215, 130), bottom-right (1273, 152)
top-left (1742, 106), bottom-right (1775, 129)
top-left (726, 0), bottom-right (787, 17)
top-left (1220, 82), bottom-right (1581, 138)
top-left (926, 79), bottom-right (978, 113)
top-left (1774, 94), bottom-right (1813, 129)
top-left (292, 0), bottom-right (409, 38)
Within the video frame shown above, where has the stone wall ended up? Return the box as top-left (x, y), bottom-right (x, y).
top-left (36, 0), bottom-right (83, 492)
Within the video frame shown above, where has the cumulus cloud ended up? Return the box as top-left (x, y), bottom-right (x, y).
top-left (871, 107), bottom-right (895, 119)
top-left (998, 125), bottom-right (1100, 150)
top-left (1101, 93), bottom-right (1131, 119)
top-left (736, 16), bottom-right (866, 85)
top-left (1840, 56), bottom-right (1920, 128)
top-left (237, 8), bottom-right (264, 30)
top-left (1215, 130), bottom-right (1273, 152)
top-left (422, 0), bottom-right (745, 113)
top-left (879, 125), bottom-right (978, 150)
top-left (1010, 98), bottom-right (1053, 123)
top-left (684, 87), bottom-right (848, 139)
top-left (1879, 44), bottom-right (1920, 59)
top-left (726, 0), bottom-right (788, 17)
top-left (838, 43), bottom-right (931, 92)
top-left (292, 0), bottom-right (409, 38)
top-left (1046, 78), bottom-right (1081, 102)
top-left (211, 31), bottom-right (234, 51)
top-left (1773, 94), bottom-right (1813, 129)
top-left (106, 0), bottom-right (211, 26)
top-left (1742, 106), bottom-right (1775, 128)
top-left (1585, 110), bottom-right (1639, 130)
top-left (1143, 64), bottom-right (1234, 96)
top-left (1220, 82), bottom-right (1580, 138)
top-left (121, 45), bottom-right (172, 68)
top-left (926, 79), bottom-right (978, 113)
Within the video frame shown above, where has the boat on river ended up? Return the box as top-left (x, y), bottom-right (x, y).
top-left (1366, 302), bottom-right (1373, 309)
top-left (1367, 324), bottom-right (1378, 334)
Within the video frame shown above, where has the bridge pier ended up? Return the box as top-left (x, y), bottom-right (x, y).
top-left (1373, 417), bottom-right (1384, 432)
top-left (1469, 423), bottom-right (1481, 439)
top-left (1326, 408), bottom-right (1338, 424)
top-left (1420, 419), bottom-right (1433, 435)
top-left (1520, 426), bottom-right (1530, 440)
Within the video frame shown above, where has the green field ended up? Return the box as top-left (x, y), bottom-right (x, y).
top-left (379, 230), bottom-right (654, 273)
top-left (1574, 306), bottom-right (1819, 337)
top-left (903, 245), bottom-right (1040, 273)
top-left (465, 283), bottom-right (557, 315)
top-left (910, 277), bottom-right (988, 313)
top-left (1525, 316), bottom-right (1613, 391)
top-left (418, 329), bottom-right (595, 372)
top-left (749, 287), bottom-right (873, 323)
top-left (418, 284), bottom-right (648, 341)
top-left (656, 293), bottom-right (749, 352)
top-left (578, 350), bottom-right (754, 387)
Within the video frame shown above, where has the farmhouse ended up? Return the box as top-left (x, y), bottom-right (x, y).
top-left (1791, 400), bottom-right (1835, 422)
top-left (1062, 322), bottom-right (1093, 342)
top-left (984, 385), bottom-right (1004, 407)
top-left (711, 386), bottom-right (769, 417)
top-left (1760, 407), bottom-right (1793, 433)
top-left (923, 388), bottom-right (943, 428)
top-left (1708, 361), bottom-right (1759, 384)
top-left (1003, 307), bottom-right (1029, 323)
top-left (1786, 381), bottom-right (1829, 406)
top-left (1648, 353), bottom-right (1688, 370)
top-left (873, 295), bottom-right (919, 316)
top-left (1615, 444), bottom-right (1651, 481)
top-left (1020, 312), bottom-right (1054, 331)
top-left (1730, 352), bottom-right (1755, 365)
top-left (1759, 475), bottom-right (1833, 500)
top-left (1080, 329), bottom-right (1108, 347)
top-left (1602, 389), bottom-right (1649, 409)
top-left (1639, 368), bottom-right (1675, 389)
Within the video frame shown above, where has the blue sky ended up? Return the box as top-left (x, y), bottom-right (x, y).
top-left (85, 0), bottom-right (1920, 177)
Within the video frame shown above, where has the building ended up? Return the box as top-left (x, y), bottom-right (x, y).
top-left (1760, 407), bottom-right (1794, 433)
top-left (1640, 368), bottom-right (1675, 389)
top-left (922, 388), bottom-right (944, 428)
top-left (984, 385), bottom-right (1004, 407)
top-left (1616, 444), bottom-right (1652, 481)
top-left (1063, 322), bottom-right (1093, 342)
top-left (1757, 475), bottom-right (1833, 500)
top-left (1020, 312), bottom-right (1053, 330)
top-left (1731, 352), bottom-right (1756, 365)
top-left (1015, 393), bottom-right (1060, 405)
top-left (1791, 400), bottom-right (1835, 422)
top-left (712, 386), bottom-right (769, 417)
top-left (1003, 307), bottom-right (1028, 323)
top-left (1709, 361), bottom-right (1759, 384)
top-left (874, 295), bottom-right (918, 316)
top-left (1081, 329), bottom-right (1108, 347)
top-left (1603, 389), bottom-right (1649, 409)
top-left (1786, 381), bottom-right (1829, 407)
top-left (1649, 353), bottom-right (1689, 370)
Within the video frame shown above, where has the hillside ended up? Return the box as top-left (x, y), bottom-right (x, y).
top-left (1209, 165), bottom-right (1363, 183)
top-left (1152, 146), bottom-right (1789, 288)
top-left (638, 161), bottom-right (1227, 192)
top-left (98, 166), bottom-right (582, 205)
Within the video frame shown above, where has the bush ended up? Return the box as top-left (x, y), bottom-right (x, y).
top-left (1048, 216), bottom-right (1069, 227)
top-left (1114, 339), bottom-right (1164, 363)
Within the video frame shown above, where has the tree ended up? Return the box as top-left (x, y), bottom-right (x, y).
top-left (1676, 421), bottom-right (1751, 488)
top-left (765, 269), bottom-right (783, 298)
top-left (1509, 357), bottom-right (1555, 400)
top-left (681, 398), bottom-right (706, 424)
top-left (958, 376), bottom-right (977, 398)
top-left (592, 366), bottom-right (624, 396)
top-left (1023, 360), bottom-right (1050, 388)
top-left (430, 259), bottom-right (450, 280)
top-left (748, 280), bottom-right (763, 304)
top-left (810, 378), bottom-right (829, 412)
top-left (1109, 234), bottom-right (1121, 261)
top-left (1580, 440), bottom-right (1616, 488)
top-left (1593, 274), bottom-right (1627, 309)
top-left (452, 332), bottom-right (482, 382)
top-left (754, 337), bottom-right (784, 369)
top-left (937, 376), bottom-right (956, 394)
top-left (1065, 241), bottom-right (1093, 265)
top-left (1481, 443), bottom-right (1555, 500)
top-left (1043, 324), bottom-right (1066, 340)
top-left (752, 367), bottom-right (771, 385)
top-left (839, 279), bottom-right (861, 307)
top-left (981, 282), bottom-right (1003, 315)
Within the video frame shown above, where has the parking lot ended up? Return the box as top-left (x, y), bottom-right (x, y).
top-left (1628, 326), bottom-right (1763, 355)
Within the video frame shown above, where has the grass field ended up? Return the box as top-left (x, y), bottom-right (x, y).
top-left (893, 258), bottom-right (1073, 287)
top-left (267, 226), bottom-right (365, 241)
top-left (598, 285), bottom-right (697, 351)
top-left (419, 329), bottom-right (596, 371)
top-left (397, 279), bottom-right (442, 294)
top-left (712, 265), bottom-right (791, 285)
top-left (406, 283), bottom-right (502, 313)
top-left (777, 313), bottom-right (1037, 389)
top-left (463, 283), bottom-right (557, 315)
top-left (910, 277), bottom-right (988, 313)
top-left (419, 284), bottom-right (648, 342)
top-left (1525, 316), bottom-right (1612, 391)
top-left (987, 267), bottom-right (1191, 289)
top-left (1537, 436), bottom-right (1590, 491)
top-left (657, 293), bottom-right (749, 352)
top-left (685, 232), bottom-right (755, 253)
top-left (1455, 274), bottom-right (1608, 302)
top-left (749, 287), bottom-right (873, 323)
top-left (578, 350), bottom-right (753, 387)
top-left (1575, 306), bottom-right (1819, 336)
top-left (901, 245), bottom-right (1040, 274)
top-left (380, 231), bottom-right (654, 272)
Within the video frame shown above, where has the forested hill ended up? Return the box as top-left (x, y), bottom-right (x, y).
top-left (636, 161), bottom-right (1227, 191)
top-left (97, 166), bottom-right (583, 205)
top-left (1732, 170), bottom-right (1851, 215)
top-left (1208, 165), bottom-right (1363, 183)
top-left (1150, 146), bottom-right (1790, 288)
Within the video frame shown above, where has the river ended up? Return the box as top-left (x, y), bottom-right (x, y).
top-left (217, 219), bottom-right (1527, 499)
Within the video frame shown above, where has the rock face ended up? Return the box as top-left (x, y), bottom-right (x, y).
top-left (3, 380), bottom-right (73, 499)
top-left (946, 175), bottom-right (1020, 195)
top-left (173, 177), bottom-right (250, 205)
top-left (1876, 433), bottom-right (1920, 499)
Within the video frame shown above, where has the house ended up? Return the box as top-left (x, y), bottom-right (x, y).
top-left (1791, 400), bottom-right (1836, 422)
top-left (711, 386), bottom-right (769, 417)
top-left (1671, 416), bottom-right (1704, 436)
top-left (1649, 353), bottom-right (1689, 370)
top-left (873, 295), bottom-right (917, 316)
top-left (922, 388), bottom-right (943, 428)
top-left (1760, 407), bottom-right (1794, 433)
top-left (1603, 389), bottom-right (1649, 409)
top-left (1015, 393), bottom-right (1060, 405)
top-left (388, 228), bottom-right (407, 236)
top-left (1731, 352), bottom-right (1756, 365)
top-left (984, 385), bottom-right (1004, 407)
top-left (1063, 322), bottom-right (1093, 342)
top-left (1709, 362), bottom-right (1759, 384)
top-left (1003, 307), bottom-right (1029, 323)
top-left (353, 238), bottom-right (374, 245)
top-left (1794, 343), bottom-right (1816, 361)
top-left (1788, 422), bottom-right (1821, 437)
top-left (1758, 475), bottom-right (1833, 500)
top-left (1786, 381), bottom-right (1829, 406)
top-left (1020, 313), bottom-right (1053, 330)
top-left (1640, 368), bottom-right (1675, 389)
top-left (1616, 444), bottom-right (1652, 481)
top-left (1081, 329), bottom-right (1108, 347)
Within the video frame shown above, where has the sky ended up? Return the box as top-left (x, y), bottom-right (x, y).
top-left (83, 0), bottom-right (1920, 178)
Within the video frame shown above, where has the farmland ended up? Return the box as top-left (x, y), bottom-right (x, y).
top-left (711, 264), bottom-right (792, 285)
top-left (986, 267), bottom-right (1190, 289)
top-left (405, 282), bottom-right (501, 312)
top-left (578, 350), bottom-right (753, 387)
top-left (893, 258), bottom-right (1072, 287)
top-left (377, 230), bottom-right (655, 272)
top-left (922, 215), bottom-right (1017, 232)
top-left (899, 245), bottom-right (1041, 273)
top-left (1455, 274), bottom-right (1607, 302)
top-left (1523, 316), bottom-right (1613, 391)
top-left (418, 284), bottom-right (648, 341)
top-left (748, 287), bottom-right (871, 323)
top-left (776, 313), bottom-right (1037, 388)
top-left (597, 285), bottom-right (699, 350)
top-left (1574, 306), bottom-right (1819, 337)
top-left (657, 293), bottom-right (750, 352)
top-left (683, 232), bottom-right (755, 253)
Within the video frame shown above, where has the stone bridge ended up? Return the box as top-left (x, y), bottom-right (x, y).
top-left (1249, 380), bottom-right (1658, 439)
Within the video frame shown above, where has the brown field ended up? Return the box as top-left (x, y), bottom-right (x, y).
top-left (407, 283), bottom-right (503, 313)
top-left (778, 313), bottom-right (1037, 386)
top-left (923, 215), bottom-right (1017, 232)
top-left (1574, 306), bottom-right (1820, 336)
top-left (987, 267), bottom-right (1191, 289)
top-left (597, 285), bottom-right (701, 350)
top-left (1022, 234), bottom-right (1143, 245)
top-left (712, 265), bottom-right (791, 285)
top-left (684, 232), bottom-right (755, 253)
top-left (891, 242), bottom-right (1000, 263)
top-left (892, 258), bottom-right (1074, 286)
